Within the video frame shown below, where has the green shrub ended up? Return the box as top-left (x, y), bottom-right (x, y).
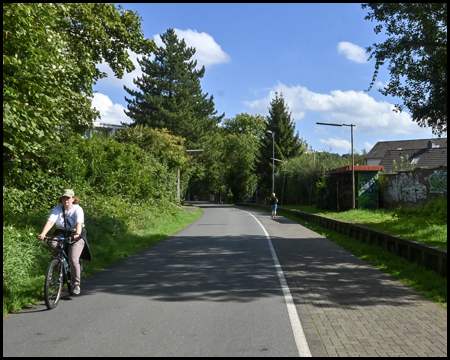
top-left (316, 174), bottom-right (338, 210)
top-left (394, 197), bottom-right (447, 225)
top-left (115, 125), bottom-right (187, 170)
top-left (3, 131), bottom-right (182, 217)
top-left (3, 224), bottom-right (49, 314)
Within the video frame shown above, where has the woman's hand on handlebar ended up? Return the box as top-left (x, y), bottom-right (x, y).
top-left (36, 234), bottom-right (54, 242)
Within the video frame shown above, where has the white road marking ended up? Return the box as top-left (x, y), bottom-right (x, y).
top-left (243, 211), bottom-right (312, 357)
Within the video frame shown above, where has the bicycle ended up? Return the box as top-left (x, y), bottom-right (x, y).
top-left (37, 231), bottom-right (83, 310)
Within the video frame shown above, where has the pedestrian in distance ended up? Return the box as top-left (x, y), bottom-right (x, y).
top-left (270, 193), bottom-right (278, 218)
top-left (37, 189), bottom-right (92, 295)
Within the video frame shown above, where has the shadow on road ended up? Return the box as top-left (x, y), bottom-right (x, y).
top-left (82, 234), bottom-right (283, 303)
top-left (236, 206), bottom-right (431, 309)
top-left (80, 227), bottom-right (428, 309)
top-left (271, 236), bottom-right (429, 310)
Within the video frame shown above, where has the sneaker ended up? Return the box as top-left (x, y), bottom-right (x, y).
top-left (72, 285), bottom-right (81, 295)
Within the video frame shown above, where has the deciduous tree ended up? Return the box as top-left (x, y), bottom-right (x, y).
top-left (3, 3), bottom-right (155, 166)
top-left (363, 3), bottom-right (447, 135)
top-left (222, 113), bottom-right (266, 202)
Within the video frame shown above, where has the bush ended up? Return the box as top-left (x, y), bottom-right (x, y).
top-left (276, 152), bottom-right (347, 206)
top-left (3, 131), bottom-right (183, 216)
top-left (3, 224), bottom-right (48, 314)
top-left (316, 174), bottom-right (338, 210)
top-left (394, 197), bottom-right (447, 225)
top-left (115, 125), bottom-right (187, 170)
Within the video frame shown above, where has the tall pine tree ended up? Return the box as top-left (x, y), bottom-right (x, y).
top-left (123, 28), bottom-right (223, 147)
top-left (267, 92), bottom-right (304, 159)
top-left (256, 92), bottom-right (307, 199)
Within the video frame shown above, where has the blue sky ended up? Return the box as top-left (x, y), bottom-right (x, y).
top-left (92, 3), bottom-right (437, 155)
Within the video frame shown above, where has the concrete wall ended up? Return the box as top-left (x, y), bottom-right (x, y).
top-left (378, 167), bottom-right (447, 209)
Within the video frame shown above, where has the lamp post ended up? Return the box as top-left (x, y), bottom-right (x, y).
top-left (266, 130), bottom-right (275, 194)
top-left (179, 149), bottom-right (203, 201)
top-left (316, 122), bottom-right (356, 209)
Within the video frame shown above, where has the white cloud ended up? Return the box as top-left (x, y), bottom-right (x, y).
top-left (319, 138), bottom-right (352, 153)
top-left (96, 50), bottom-right (142, 90)
top-left (154, 28), bottom-right (231, 69)
top-left (95, 29), bottom-right (230, 91)
top-left (363, 141), bottom-right (374, 151)
top-left (246, 82), bottom-right (422, 137)
top-left (337, 41), bottom-right (367, 63)
top-left (92, 93), bottom-right (131, 125)
top-left (375, 80), bottom-right (388, 89)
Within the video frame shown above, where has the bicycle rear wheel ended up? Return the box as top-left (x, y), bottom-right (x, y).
top-left (44, 259), bottom-right (63, 309)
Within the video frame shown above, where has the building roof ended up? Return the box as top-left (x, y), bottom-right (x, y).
top-left (92, 121), bottom-right (125, 130)
top-left (365, 138), bottom-right (447, 159)
top-left (325, 165), bottom-right (384, 175)
top-left (379, 147), bottom-right (447, 173)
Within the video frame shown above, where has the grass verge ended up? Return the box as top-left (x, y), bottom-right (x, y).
top-left (283, 197), bottom-right (447, 251)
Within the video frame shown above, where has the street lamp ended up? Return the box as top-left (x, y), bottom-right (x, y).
top-left (266, 130), bottom-right (275, 194)
top-left (316, 122), bottom-right (356, 209)
top-left (179, 149), bottom-right (203, 200)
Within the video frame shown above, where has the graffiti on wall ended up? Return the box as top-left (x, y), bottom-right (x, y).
top-left (388, 172), bottom-right (427, 203)
top-left (429, 170), bottom-right (447, 193)
top-left (358, 171), bottom-right (378, 209)
top-left (360, 179), bottom-right (376, 195)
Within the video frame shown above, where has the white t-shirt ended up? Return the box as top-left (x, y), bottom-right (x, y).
top-left (48, 204), bottom-right (85, 230)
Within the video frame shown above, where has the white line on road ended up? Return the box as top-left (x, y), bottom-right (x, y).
top-left (243, 211), bottom-right (312, 357)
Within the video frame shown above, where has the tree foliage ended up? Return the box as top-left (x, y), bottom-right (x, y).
top-left (124, 28), bottom-right (224, 148)
top-left (340, 149), bottom-right (368, 166)
top-left (277, 151), bottom-right (347, 206)
top-left (363, 3), bottom-right (447, 135)
top-left (221, 113), bottom-right (266, 202)
top-left (267, 92), bottom-right (305, 160)
top-left (3, 127), bottom-right (188, 220)
top-left (3, 3), bottom-right (155, 166)
top-left (115, 125), bottom-right (187, 171)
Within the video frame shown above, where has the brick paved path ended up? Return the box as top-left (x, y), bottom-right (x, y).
top-left (246, 208), bottom-right (447, 357)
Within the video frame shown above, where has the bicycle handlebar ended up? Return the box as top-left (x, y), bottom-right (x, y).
top-left (36, 235), bottom-right (76, 245)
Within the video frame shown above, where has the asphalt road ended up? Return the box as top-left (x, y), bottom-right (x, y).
top-left (3, 203), bottom-right (307, 357)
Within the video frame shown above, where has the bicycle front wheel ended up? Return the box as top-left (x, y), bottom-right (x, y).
top-left (44, 259), bottom-right (63, 309)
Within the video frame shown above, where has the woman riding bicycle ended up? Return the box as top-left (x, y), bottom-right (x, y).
top-left (37, 189), bottom-right (91, 295)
